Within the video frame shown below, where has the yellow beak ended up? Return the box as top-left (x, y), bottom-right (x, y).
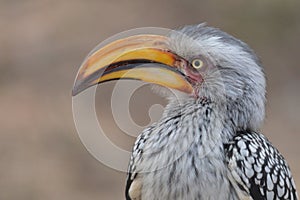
top-left (72, 34), bottom-right (193, 96)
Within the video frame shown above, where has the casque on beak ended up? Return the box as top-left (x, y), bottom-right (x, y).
top-left (72, 34), bottom-right (194, 96)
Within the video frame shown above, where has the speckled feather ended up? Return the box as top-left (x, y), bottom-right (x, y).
top-left (225, 131), bottom-right (298, 200)
top-left (125, 24), bottom-right (298, 200)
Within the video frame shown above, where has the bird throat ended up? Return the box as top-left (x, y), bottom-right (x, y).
top-left (140, 97), bottom-right (236, 199)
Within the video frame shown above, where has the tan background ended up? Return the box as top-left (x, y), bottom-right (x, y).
top-left (1, 0), bottom-right (300, 199)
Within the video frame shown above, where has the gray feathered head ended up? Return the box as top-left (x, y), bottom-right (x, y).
top-left (168, 24), bottom-right (266, 130)
top-left (73, 24), bottom-right (266, 131)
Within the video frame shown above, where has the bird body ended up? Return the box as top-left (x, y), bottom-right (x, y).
top-left (126, 97), bottom-right (297, 200)
top-left (127, 98), bottom-right (240, 199)
top-left (72, 24), bottom-right (298, 200)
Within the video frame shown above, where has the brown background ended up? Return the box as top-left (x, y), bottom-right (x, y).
top-left (1, 0), bottom-right (299, 199)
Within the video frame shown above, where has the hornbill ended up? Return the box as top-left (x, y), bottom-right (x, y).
top-left (72, 24), bottom-right (298, 200)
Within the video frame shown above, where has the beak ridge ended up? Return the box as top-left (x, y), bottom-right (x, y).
top-left (72, 34), bottom-right (194, 96)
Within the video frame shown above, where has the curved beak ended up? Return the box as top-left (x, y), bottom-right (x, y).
top-left (72, 34), bottom-right (193, 96)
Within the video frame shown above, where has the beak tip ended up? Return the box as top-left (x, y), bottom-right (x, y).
top-left (72, 78), bottom-right (87, 96)
top-left (71, 88), bottom-right (78, 96)
top-left (72, 84), bottom-right (81, 96)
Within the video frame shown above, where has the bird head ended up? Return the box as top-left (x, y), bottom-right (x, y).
top-left (73, 24), bottom-right (266, 131)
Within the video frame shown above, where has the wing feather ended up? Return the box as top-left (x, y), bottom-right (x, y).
top-left (125, 125), bottom-right (155, 200)
top-left (225, 131), bottom-right (298, 200)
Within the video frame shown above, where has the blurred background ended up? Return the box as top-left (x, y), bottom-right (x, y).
top-left (1, 0), bottom-right (299, 199)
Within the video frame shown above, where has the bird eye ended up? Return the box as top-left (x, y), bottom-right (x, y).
top-left (192, 59), bottom-right (204, 69)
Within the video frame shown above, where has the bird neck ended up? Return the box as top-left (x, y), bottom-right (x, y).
top-left (159, 96), bottom-right (236, 157)
top-left (141, 96), bottom-right (240, 170)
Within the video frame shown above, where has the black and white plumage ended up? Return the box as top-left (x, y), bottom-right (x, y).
top-left (124, 25), bottom-right (298, 200)
top-left (125, 101), bottom-right (297, 200)
top-left (72, 24), bottom-right (298, 200)
top-left (226, 131), bottom-right (297, 199)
